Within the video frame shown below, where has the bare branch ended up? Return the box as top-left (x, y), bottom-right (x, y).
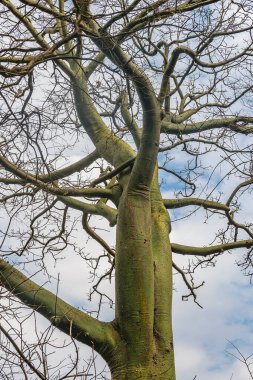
top-left (0, 259), bottom-right (118, 357)
top-left (163, 198), bottom-right (229, 212)
top-left (161, 117), bottom-right (253, 135)
top-left (172, 240), bottom-right (253, 257)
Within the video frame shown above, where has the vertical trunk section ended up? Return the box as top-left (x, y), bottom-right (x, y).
top-left (114, 188), bottom-right (154, 374)
top-left (151, 176), bottom-right (176, 379)
top-left (111, 176), bottom-right (176, 379)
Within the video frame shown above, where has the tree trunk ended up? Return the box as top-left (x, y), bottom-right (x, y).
top-left (111, 174), bottom-right (176, 380)
top-left (111, 364), bottom-right (175, 380)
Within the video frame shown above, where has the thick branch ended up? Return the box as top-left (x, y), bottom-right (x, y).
top-left (82, 24), bottom-right (160, 190)
top-left (158, 47), bottom-right (184, 104)
top-left (0, 154), bottom-right (113, 198)
top-left (85, 52), bottom-right (106, 78)
top-left (172, 240), bottom-right (253, 256)
top-left (163, 198), bottom-right (229, 211)
top-left (57, 195), bottom-right (117, 226)
top-left (161, 117), bottom-right (253, 135)
top-left (9, 0), bottom-right (133, 168)
top-left (0, 259), bottom-right (117, 358)
top-left (0, 150), bottom-right (99, 186)
top-left (71, 71), bottom-right (135, 167)
top-left (39, 150), bottom-right (100, 182)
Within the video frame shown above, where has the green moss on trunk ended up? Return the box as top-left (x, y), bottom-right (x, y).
top-left (111, 174), bottom-right (176, 380)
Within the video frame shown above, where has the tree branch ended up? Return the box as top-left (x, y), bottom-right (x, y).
top-left (172, 240), bottom-right (253, 256)
top-left (104, 0), bottom-right (142, 30)
top-left (120, 0), bottom-right (220, 37)
top-left (39, 150), bottom-right (100, 182)
top-left (57, 195), bottom-right (117, 226)
top-left (161, 116), bottom-right (253, 135)
top-left (82, 213), bottom-right (115, 257)
top-left (172, 261), bottom-right (203, 308)
top-left (226, 177), bottom-right (253, 207)
top-left (163, 198), bottom-right (229, 212)
top-left (0, 259), bottom-right (118, 358)
top-left (86, 27), bottom-right (160, 190)
top-left (0, 154), bottom-right (113, 198)
top-left (91, 157), bottom-right (135, 187)
top-left (0, 150), bottom-right (99, 186)
top-left (85, 52), bottom-right (106, 78)
top-left (70, 69), bottom-right (135, 167)
top-left (120, 90), bottom-right (141, 148)
top-left (0, 0), bottom-right (76, 78)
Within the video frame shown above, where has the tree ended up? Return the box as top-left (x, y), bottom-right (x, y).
top-left (0, 0), bottom-right (253, 378)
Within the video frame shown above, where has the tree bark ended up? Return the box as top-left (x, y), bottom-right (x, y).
top-left (110, 173), bottom-right (176, 380)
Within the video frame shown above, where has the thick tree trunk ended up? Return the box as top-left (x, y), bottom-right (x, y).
top-left (111, 364), bottom-right (175, 380)
top-left (111, 175), bottom-right (176, 380)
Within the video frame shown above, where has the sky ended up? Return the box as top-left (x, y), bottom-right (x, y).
top-left (173, 222), bottom-right (253, 380)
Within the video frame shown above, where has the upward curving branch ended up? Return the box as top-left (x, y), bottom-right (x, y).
top-left (39, 150), bottom-right (100, 182)
top-left (0, 154), bottom-right (113, 198)
top-left (80, 21), bottom-right (160, 191)
top-left (70, 71), bottom-right (135, 168)
top-left (0, 259), bottom-right (118, 360)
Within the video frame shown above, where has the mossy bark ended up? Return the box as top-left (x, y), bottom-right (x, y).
top-left (110, 174), bottom-right (176, 380)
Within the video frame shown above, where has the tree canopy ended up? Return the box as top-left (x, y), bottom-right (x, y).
top-left (0, 0), bottom-right (253, 378)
